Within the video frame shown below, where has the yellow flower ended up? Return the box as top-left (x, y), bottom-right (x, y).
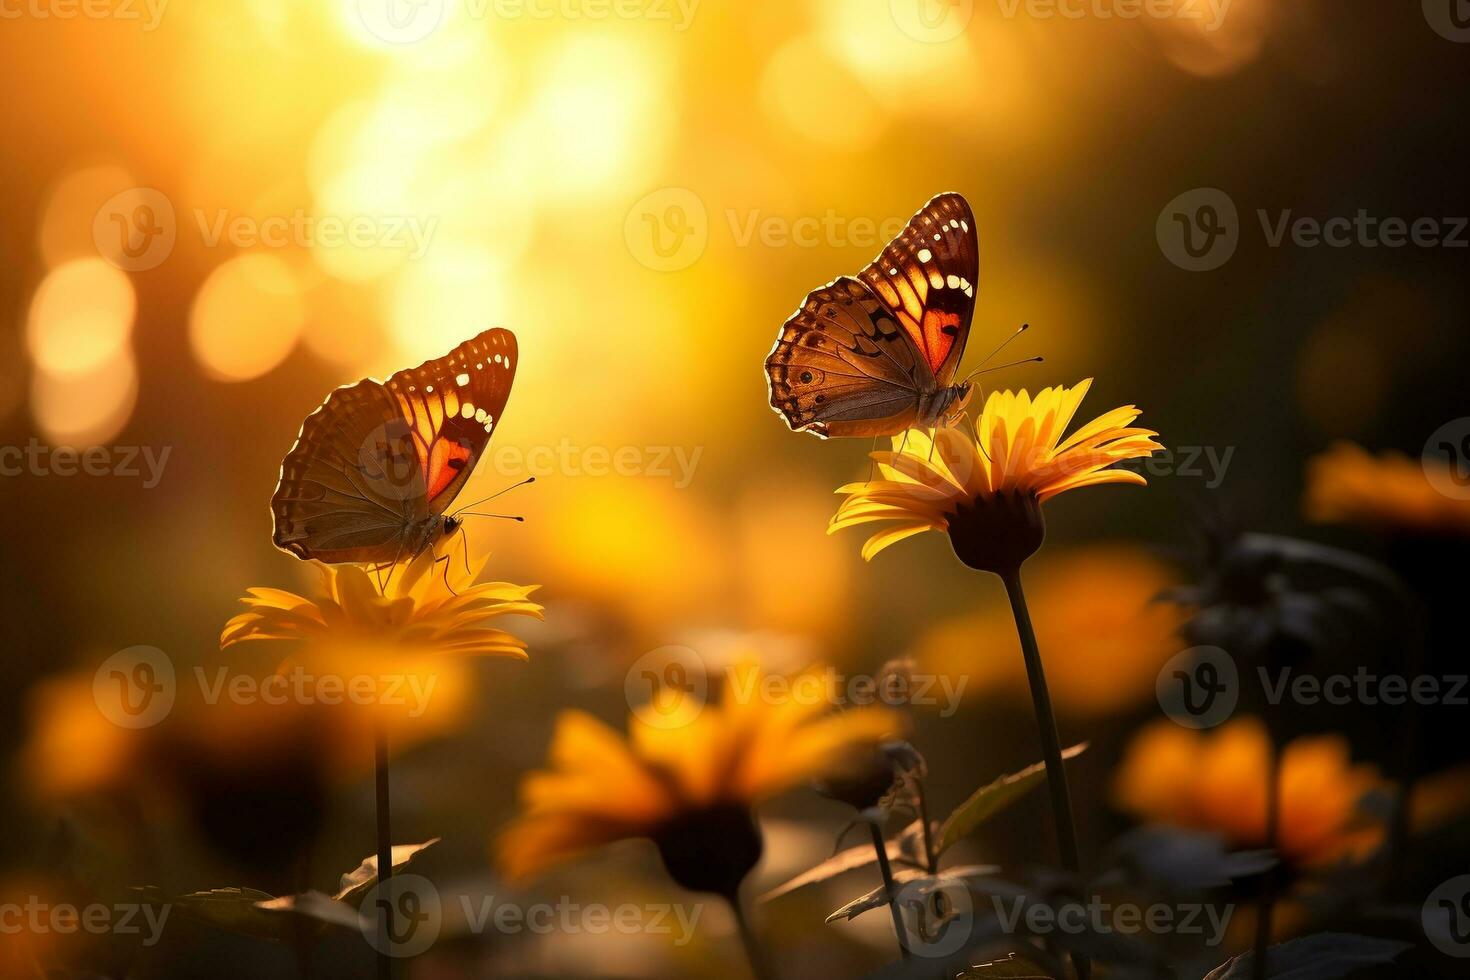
top-left (912, 545), bottom-right (1186, 718)
top-left (1113, 718), bottom-right (1384, 867)
top-left (830, 380), bottom-right (1163, 568)
top-left (1305, 441), bottom-right (1470, 536)
top-left (221, 532), bottom-right (543, 661)
top-left (497, 661), bottom-right (900, 898)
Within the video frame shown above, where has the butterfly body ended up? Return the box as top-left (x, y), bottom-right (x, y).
top-left (765, 193), bottom-right (978, 439)
top-left (271, 328), bottom-right (517, 565)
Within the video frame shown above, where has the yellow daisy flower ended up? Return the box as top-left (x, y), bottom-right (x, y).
top-left (830, 379), bottom-right (1164, 569)
top-left (497, 661), bottom-right (901, 899)
top-left (1113, 718), bottom-right (1384, 868)
top-left (1305, 441), bottom-right (1470, 537)
top-left (221, 532), bottom-right (543, 661)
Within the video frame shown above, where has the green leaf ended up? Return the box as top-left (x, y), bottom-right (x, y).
top-left (958, 952), bottom-right (1058, 978)
top-left (936, 744), bottom-right (1087, 856)
top-left (334, 837), bottom-right (441, 905)
top-left (825, 865), bottom-right (996, 923)
top-left (142, 886), bottom-right (295, 942)
top-left (1202, 933), bottom-right (1412, 979)
top-left (760, 823), bottom-right (929, 903)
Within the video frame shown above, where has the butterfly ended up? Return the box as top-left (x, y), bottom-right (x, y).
top-left (271, 328), bottom-right (518, 565)
top-left (765, 192), bottom-right (983, 439)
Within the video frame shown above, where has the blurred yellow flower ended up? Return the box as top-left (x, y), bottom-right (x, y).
top-left (830, 380), bottom-right (1162, 567)
top-left (1304, 441), bottom-right (1470, 537)
top-left (221, 533), bottom-right (543, 660)
top-left (1114, 719), bottom-right (1384, 867)
top-left (912, 545), bottom-right (1185, 718)
top-left (497, 661), bottom-right (900, 897)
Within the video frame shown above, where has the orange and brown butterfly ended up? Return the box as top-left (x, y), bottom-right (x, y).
top-left (271, 328), bottom-right (519, 565)
top-left (765, 192), bottom-right (989, 439)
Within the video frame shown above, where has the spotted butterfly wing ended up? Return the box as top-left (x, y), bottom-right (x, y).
top-left (765, 193), bottom-right (978, 438)
top-left (271, 328), bottom-right (517, 564)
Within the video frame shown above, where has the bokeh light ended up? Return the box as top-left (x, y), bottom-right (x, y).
top-left (189, 253), bottom-right (306, 381)
top-left (25, 258), bottom-right (137, 377)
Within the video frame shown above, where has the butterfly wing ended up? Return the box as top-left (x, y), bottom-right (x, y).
top-left (765, 193), bottom-right (978, 438)
top-left (766, 277), bottom-right (931, 439)
top-left (271, 328), bottom-right (518, 564)
top-left (857, 192), bottom-right (977, 388)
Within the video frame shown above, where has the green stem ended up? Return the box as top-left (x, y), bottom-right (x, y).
top-left (869, 821), bottom-right (912, 961)
top-left (1252, 739), bottom-right (1281, 980)
top-left (731, 895), bottom-right (775, 980)
top-left (916, 779), bottom-right (938, 873)
top-left (375, 723), bottom-right (393, 980)
top-left (1000, 568), bottom-right (1089, 980)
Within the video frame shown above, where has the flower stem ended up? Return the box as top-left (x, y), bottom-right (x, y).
top-left (1252, 739), bottom-right (1281, 980)
top-left (916, 779), bottom-right (938, 873)
top-left (375, 722), bottom-right (393, 980)
top-left (869, 821), bottom-right (912, 961)
top-left (1000, 569), bottom-right (1088, 980)
top-left (731, 895), bottom-right (775, 980)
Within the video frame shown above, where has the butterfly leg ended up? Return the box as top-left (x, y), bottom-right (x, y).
top-left (866, 435), bottom-right (881, 485)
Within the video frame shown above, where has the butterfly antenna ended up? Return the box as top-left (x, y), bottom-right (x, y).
top-left (961, 324), bottom-right (1037, 385)
top-left (458, 512), bottom-right (525, 522)
top-left (961, 355), bottom-right (1043, 386)
top-left (450, 476), bottom-right (536, 518)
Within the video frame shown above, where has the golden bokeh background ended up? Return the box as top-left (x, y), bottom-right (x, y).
top-left (3, 1), bottom-right (1469, 976)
